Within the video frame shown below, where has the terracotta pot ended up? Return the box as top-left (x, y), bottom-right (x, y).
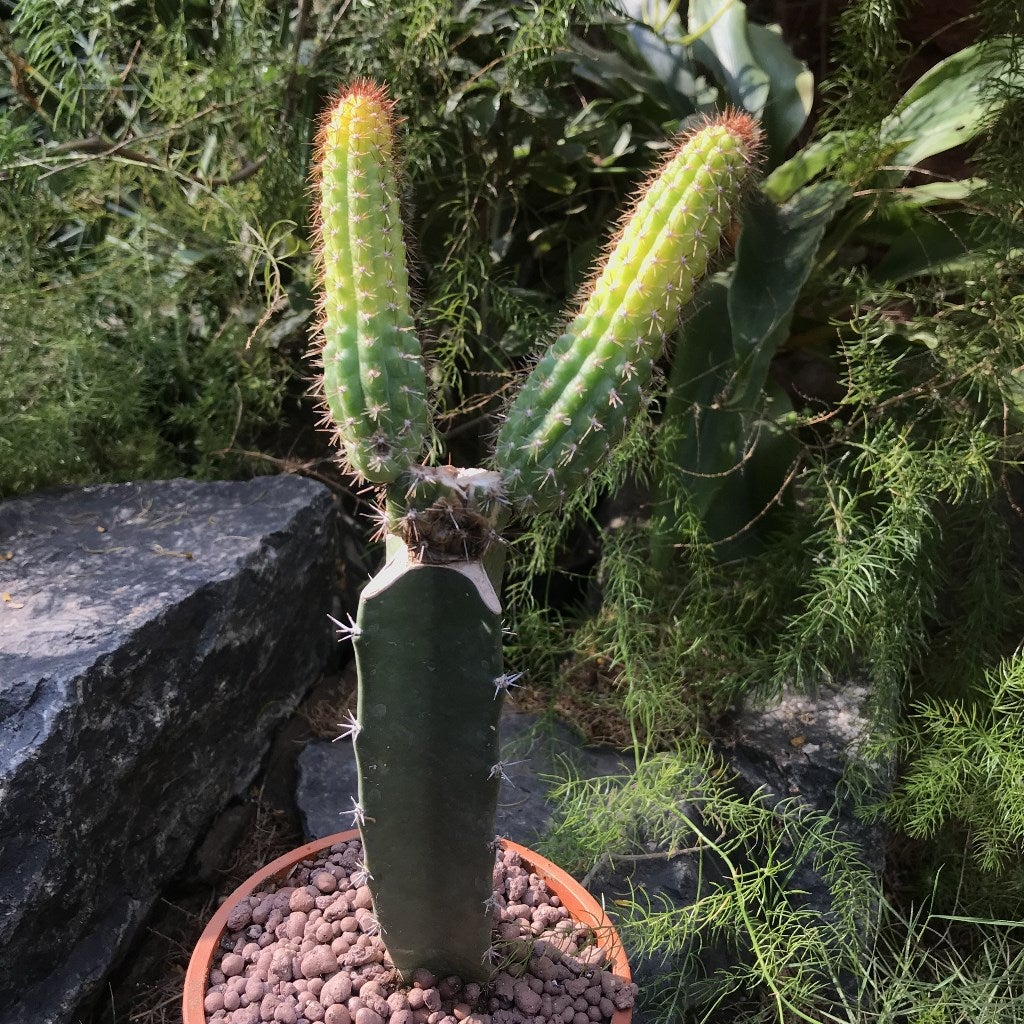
top-left (183, 829), bottom-right (632, 1024)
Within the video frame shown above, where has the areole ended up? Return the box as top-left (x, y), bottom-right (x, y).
top-left (182, 830), bottom-right (632, 1024)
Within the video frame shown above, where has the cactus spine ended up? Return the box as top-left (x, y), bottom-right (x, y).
top-left (495, 113), bottom-right (760, 511)
top-left (314, 80), bottom-right (429, 483)
top-left (312, 84), bottom-right (758, 981)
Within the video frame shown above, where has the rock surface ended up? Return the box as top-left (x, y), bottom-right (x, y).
top-left (0, 475), bottom-right (341, 1024)
top-left (296, 709), bottom-right (628, 844)
top-left (721, 678), bottom-right (888, 865)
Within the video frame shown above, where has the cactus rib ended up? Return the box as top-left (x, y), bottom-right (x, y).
top-left (494, 112), bottom-right (760, 510)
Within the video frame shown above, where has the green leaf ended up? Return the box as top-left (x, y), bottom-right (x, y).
top-left (892, 179), bottom-right (988, 206)
top-left (529, 164), bottom-right (577, 195)
top-left (509, 87), bottom-right (554, 118)
top-left (689, 0), bottom-right (770, 118)
top-left (618, 0), bottom-right (700, 119)
top-left (727, 179), bottom-right (853, 410)
top-left (855, 180), bottom-right (987, 235)
top-left (569, 35), bottom-right (690, 117)
top-left (461, 92), bottom-right (499, 137)
top-left (761, 131), bottom-right (851, 202)
top-left (871, 210), bottom-right (1024, 283)
top-left (660, 277), bottom-right (738, 521)
top-left (1005, 368), bottom-right (1024, 427)
top-left (768, 40), bottom-right (1017, 202)
top-left (881, 39), bottom-right (1023, 172)
top-left (656, 278), bottom-right (798, 559)
top-left (745, 22), bottom-right (813, 165)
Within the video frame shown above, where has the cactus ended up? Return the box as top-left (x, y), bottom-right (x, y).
top-left (495, 112), bottom-right (760, 511)
top-left (351, 554), bottom-right (502, 980)
top-left (311, 84), bottom-right (759, 980)
top-left (313, 80), bottom-right (429, 484)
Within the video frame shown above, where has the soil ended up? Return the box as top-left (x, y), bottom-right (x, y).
top-left (199, 840), bottom-right (635, 1024)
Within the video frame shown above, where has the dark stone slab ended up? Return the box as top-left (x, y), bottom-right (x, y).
top-left (297, 736), bottom-right (361, 840)
top-left (495, 711), bottom-right (629, 844)
top-left (0, 475), bottom-right (341, 1024)
top-left (721, 680), bottom-right (887, 859)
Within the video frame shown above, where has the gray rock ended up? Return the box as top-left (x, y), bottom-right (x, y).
top-left (0, 475), bottom-right (341, 1024)
top-left (722, 680), bottom-right (887, 862)
top-left (298, 736), bottom-right (361, 840)
top-left (297, 710), bottom-right (627, 844)
top-left (494, 711), bottom-right (628, 844)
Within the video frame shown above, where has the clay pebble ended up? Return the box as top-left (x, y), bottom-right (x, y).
top-left (203, 842), bottom-right (636, 1024)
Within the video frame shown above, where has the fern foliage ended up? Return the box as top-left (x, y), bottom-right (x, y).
top-left (0, 0), bottom-right (331, 494)
top-left (541, 743), bottom-right (878, 1023)
top-left (886, 653), bottom-right (1024, 873)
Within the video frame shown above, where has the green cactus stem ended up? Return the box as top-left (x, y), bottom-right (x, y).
top-left (352, 546), bottom-right (504, 982)
top-left (313, 81), bottom-right (429, 483)
top-left (494, 112), bottom-right (760, 511)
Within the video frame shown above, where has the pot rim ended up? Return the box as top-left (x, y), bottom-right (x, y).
top-left (183, 829), bottom-right (632, 1024)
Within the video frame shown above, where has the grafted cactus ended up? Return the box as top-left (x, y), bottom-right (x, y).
top-left (311, 82), bottom-right (759, 981)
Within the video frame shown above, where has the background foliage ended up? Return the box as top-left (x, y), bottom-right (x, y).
top-left (5, 2), bottom-right (1024, 1022)
top-left (1, 0), bottom-right (320, 493)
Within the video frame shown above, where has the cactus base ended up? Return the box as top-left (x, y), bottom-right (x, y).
top-left (183, 831), bottom-right (634, 1023)
top-left (353, 545), bottom-right (504, 980)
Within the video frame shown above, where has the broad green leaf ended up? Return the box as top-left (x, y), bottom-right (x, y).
top-left (855, 180), bottom-right (988, 234)
top-left (892, 179), bottom-right (988, 206)
top-left (619, 0), bottom-right (700, 118)
top-left (657, 179), bottom-right (850, 552)
top-left (895, 37), bottom-right (1010, 110)
top-left (881, 39), bottom-right (1023, 172)
top-left (528, 165), bottom-right (577, 195)
top-left (707, 379), bottom-right (798, 558)
top-left (727, 179), bottom-right (852, 410)
top-left (656, 278), bottom-right (798, 559)
top-left (860, 180), bottom-right (987, 230)
top-left (761, 131), bottom-right (851, 202)
top-left (659, 277), bottom-right (738, 522)
top-left (461, 92), bottom-right (499, 137)
top-left (689, 0), bottom-right (770, 118)
top-left (745, 22), bottom-right (813, 165)
top-left (509, 88), bottom-right (554, 118)
top-left (1005, 368), bottom-right (1024, 428)
top-left (768, 40), bottom-right (1017, 201)
top-left (569, 34), bottom-right (695, 118)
